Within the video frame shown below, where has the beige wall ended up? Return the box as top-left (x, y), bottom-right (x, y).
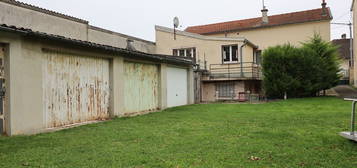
top-left (88, 27), bottom-right (156, 54)
top-left (351, 0), bottom-right (357, 87)
top-left (0, 1), bottom-right (156, 54)
top-left (0, 1), bottom-right (88, 41)
top-left (201, 82), bottom-right (216, 102)
top-left (209, 21), bottom-right (331, 50)
top-left (0, 32), bottom-right (193, 136)
top-left (155, 27), bottom-right (256, 68)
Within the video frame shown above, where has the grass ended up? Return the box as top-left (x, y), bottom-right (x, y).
top-left (0, 97), bottom-right (356, 168)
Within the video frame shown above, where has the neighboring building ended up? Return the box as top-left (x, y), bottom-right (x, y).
top-left (185, 2), bottom-right (332, 51)
top-left (332, 35), bottom-right (353, 84)
top-left (155, 26), bottom-right (261, 102)
top-left (0, 0), bottom-right (156, 53)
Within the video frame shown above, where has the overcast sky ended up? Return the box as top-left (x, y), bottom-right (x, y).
top-left (19, 0), bottom-right (353, 42)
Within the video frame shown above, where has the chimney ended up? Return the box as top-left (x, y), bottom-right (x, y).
top-left (126, 39), bottom-right (136, 51)
top-left (321, 0), bottom-right (327, 16)
top-left (341, 34), bottom-right (347, 39)
top-left (261, 6), bottom-right (269, 24)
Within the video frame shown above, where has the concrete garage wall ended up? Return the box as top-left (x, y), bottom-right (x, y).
top-left (0, 33), bottom-right (193, 135)
top-left (0, 0), bottom-right (88, 41)
top-left (88, 26), bottom-right (156, 54)
top-left (0, 34), bottom-right (44, 135)
top-left (0, 0), bottom-right (156, 54)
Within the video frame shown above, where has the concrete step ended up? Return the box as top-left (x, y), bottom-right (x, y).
top-left (340, 132), bottom-right (357, 142)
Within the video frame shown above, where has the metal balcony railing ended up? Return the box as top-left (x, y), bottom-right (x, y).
top-left (206, 62), bottom-right (262, 80)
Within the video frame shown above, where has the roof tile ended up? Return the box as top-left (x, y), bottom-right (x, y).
top-left (185, 8), bottom-right (332, 35)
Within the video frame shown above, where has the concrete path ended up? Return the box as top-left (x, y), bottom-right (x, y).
top-left (332, 85), bottom-right (357, 99)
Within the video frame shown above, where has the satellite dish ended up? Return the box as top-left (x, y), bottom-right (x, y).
top-left (173, 17), bottom-right (180, 28)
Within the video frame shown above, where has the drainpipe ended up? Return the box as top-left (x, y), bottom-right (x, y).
top-left (240, 40), bottom-right (248, 77)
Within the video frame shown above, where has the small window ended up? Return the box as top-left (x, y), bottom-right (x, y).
top-left (255, 50), bottom-right (262, 65)
top-left (179, 49), bottom-right (185, 56)
top-left (186, 49), bottom-right (192, 57)
top-left (223, 46), bottom-right (230, 62)
top-left (216, 82), bottom-right (235, 98)
top-left (172, 48), bottom-right (196, 58)
top-left (173, 49), bottom-right (178, 56)
top-left (222, 45), bottom-right (238, 63)
top-left (232, 45), bottom-right (238, 62)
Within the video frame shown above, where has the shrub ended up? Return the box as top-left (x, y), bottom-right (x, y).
top-left (262, 34), bottom-right (341, 99)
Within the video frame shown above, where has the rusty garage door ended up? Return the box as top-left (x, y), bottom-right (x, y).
top-left (124, 62), bottom-right (159, 115)
top-left (42, 51), bottom-right (110, 128)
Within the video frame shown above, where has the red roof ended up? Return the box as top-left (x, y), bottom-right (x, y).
top-left (332, 38), bottom-right (351, 60)
top-left (185, 8), bottom-right (332, 35)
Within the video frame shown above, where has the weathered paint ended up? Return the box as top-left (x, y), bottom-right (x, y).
top-left (167, 67), bottom-right (188, 107)
top-left (42, 51), bottom-right (110, 128)
top-left (124, 62), bottom-right (159, 115)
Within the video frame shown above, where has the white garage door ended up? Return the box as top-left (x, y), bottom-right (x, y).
top-left (167, 67), bottom-right (188, 107)
top-left (42, 52), bottom-right (110, 128)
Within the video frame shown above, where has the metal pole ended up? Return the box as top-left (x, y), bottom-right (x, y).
top-left (174, 27), bottom-right (176, 40)
top-left (240, 41), bottom-right (247, 77)
top-left (351, 101), bottom-right (356, 135)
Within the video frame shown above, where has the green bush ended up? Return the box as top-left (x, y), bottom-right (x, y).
top-left (262, 34), bottom-right (341, 99)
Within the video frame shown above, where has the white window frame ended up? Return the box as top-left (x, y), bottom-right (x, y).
top-left (222, 45), bottom-right (239, 64)
top-left (173, 48), bottom-right (196, 58)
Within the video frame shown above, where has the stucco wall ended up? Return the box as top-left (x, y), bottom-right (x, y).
top-left (209, 21), bottom-right (331, 50)
top-left (88, 27), bottom-right (156, 54)
top-left (0, 1), bottom-right (88, 41)
top-left (0, 1), bottom-right (156, 54)
top-left (155, 28), bottom-right (256, 68)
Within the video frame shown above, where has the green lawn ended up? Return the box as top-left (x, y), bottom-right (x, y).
top-left (0, 97), bottom-right (356, 168)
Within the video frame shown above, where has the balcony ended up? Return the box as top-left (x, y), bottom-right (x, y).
top-left (202, 62), bottom-right (262, 81)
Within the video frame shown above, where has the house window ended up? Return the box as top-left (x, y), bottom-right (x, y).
top-left (173, 48), bottom-right (196, 58)
top-left (254, 50), bottom-right (262, 65)
top-left (216, 82), bottom-right (235, 98)
top-left (222, 45), bottom-right (238, 63)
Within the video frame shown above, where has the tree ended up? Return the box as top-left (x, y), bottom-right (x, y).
top-left (262, 34), bottom-right (341, 99)
top-left (302, 34), bottom-right (341, 93)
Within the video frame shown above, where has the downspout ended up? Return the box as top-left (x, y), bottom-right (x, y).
top-left (240, 40), bottom-right (248, 77)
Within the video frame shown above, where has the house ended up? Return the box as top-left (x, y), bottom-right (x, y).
top-left (0, 0), bottom-right (194, 136)
top-left (156, 1), bottom-right (332, 102)
top-left (156, 26), bottom-right (261, 102)
top-left (332, 35), bottom-right (353, 85)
